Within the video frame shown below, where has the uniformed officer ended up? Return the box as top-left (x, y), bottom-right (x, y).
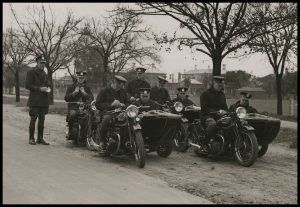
top-left (229, 92), bottom-right (258, 113)
top-left (95, 75), bottom-right (128, 152)
top-left (126, 67), bottom-right (151, 101)
top-left (25, 55), bottom-right (51, 145)
top-left (172, 87), bottom-right (195, 106)
top-left (150, 76), bottom-right (171, 105)
top-left (200, 76), bottom-right (228, 146)
top-left (64, 70), bottom-right (94, 141)
top-left (134, 88), bottom-right (162, 112)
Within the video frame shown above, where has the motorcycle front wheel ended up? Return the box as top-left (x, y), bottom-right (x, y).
top-left (234, 131), bottom-right (258, 167)
top-left (172, 124), bottom-right (189, 152)
top-left (133, 130), bottom-right (146, 168)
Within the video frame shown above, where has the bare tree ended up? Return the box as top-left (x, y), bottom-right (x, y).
top-left (10, 4), bottom-right (83, 104)
top-left (248, 3), bottom-right (297, 115)
top-left (3, 28), bottom-right (32, 102)
top-left (119, 3), bottom-right (295, 76)
top-left (81, 6), bottom-right (160, 86)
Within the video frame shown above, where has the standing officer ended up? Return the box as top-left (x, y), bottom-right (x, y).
top-left (64, 70), bottom-right (94, 141)
top-left (229, 92), bottom-right (258, 113)
top-left (134, 88), bottom-right (162, 112)
top-left (150, 76), bottom-right (171, 105)
top-left (95, 75), bottom-right (128, 152)
top-left (126, 67), bottom-right (150, 102)
top-left (200, 76), bottom-right (228, 147)
top-left (172, 87), bottom-right (195, 106)
top-left (25, 55), bottom-right (51, 145)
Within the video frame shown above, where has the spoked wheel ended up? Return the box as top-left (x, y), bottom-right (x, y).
top-left (258, 144), bottom-right (269, 158)
top-left (173, 124), bottom-right (189, 152)
top-left (157, 141), bottom-right (173, 158)
top-left (133, 130), bottom-right (146, 168)
top-left (234, 131), bottom-right (258, 167)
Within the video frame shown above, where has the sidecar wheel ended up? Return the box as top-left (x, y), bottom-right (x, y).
top-left (173, 125), bottom-right (189, 152)
top-left (157, 142), bottom-right (173, 158)
top-left (258, 144), bottom-right (269, 158)
top-left (234, 131), bottom-right (258, 167)
top-left (134, 130), bottom-right (146, 168)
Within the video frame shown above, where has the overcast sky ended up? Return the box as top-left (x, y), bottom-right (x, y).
top-left (4, 3), bottom-right (293, 78)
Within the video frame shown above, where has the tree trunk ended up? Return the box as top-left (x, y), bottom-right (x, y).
top-left (48, 71), bottom-right (54, 105)
top-left (15, 69), bottom-right (20, 102)
top-left (212, 53), bottom-right (223, 76)
top-left (275, 75), bottom-right (283, 115)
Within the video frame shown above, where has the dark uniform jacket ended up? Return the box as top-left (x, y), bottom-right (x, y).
top-left (95, 87), bottom-right (128, 112)
top-left (229, 101), bottom-right (258, 113)
top-left (200, 87), bottom-right (228, 117)
top-left (25, 67), bottom-right (51, 107)
top-left (172, 95), bottom-right (195, 107)
top-left (133, 99), bottom-right (162, 112)
top-left (126, 79), bottom-right (151, 98)
top-left (64, 82), bottom-right (94, 110)
top-left (150, 86), bottom-right (171, 105)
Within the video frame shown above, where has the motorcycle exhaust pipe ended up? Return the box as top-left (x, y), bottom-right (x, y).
top-left (189, 142), bottom-right (201, 149)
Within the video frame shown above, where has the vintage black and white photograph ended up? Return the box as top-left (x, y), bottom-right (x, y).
top-left (3, 2), bottom-right (297, 204)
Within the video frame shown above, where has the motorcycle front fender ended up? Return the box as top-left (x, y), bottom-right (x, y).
top-left (181, 117), bottom-right (189, 123)
top-left (133, 123), bottom-right (142, 130)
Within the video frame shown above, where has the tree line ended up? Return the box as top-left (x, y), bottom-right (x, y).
top-left (3, 3), bottom-right (297, 114)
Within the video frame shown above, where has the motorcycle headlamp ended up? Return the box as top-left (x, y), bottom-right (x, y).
top-left (236, 107), bottom-right (247, 119)
top-left (126, 105), bottom-right (139, 118)
top-left (174, 102), bottom-right (183, 112)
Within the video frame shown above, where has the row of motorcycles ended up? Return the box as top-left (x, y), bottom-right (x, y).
top-left (65, 100), bottom-right (261, 168)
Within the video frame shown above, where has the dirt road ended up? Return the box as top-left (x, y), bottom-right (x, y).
top-left (3, 104), bottom-right (297, 204)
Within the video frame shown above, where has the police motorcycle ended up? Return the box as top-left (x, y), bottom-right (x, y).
top-left (86, 102), bottom-right (149, 168)
top-left (157, 101), bottom-right (201, 152)
top-left (186, 109), bottom-right (259, 167)
top-left (234, 107), bottom-right (281, 158)
top-left (65, 101), bottom-right (95, 146)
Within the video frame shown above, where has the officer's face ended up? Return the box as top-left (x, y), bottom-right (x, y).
top-left (140, 93), bottom-right (150, 103)
top-left (37, 60), bottom-right (46, 69)
top-left (178, 92), bottom-right (186, 99)
top-left (240, 98), bottom-right (249, 106)
top-left (213, 80), bottom-right (225, 91)
top-left (137, 72), bottom-right (143, 79)
top-left (158, 80), bottom-right (166, 88)
top-left (77, 75), bottom-right (86, 84)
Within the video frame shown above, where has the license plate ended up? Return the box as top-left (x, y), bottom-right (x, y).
top-left (181, 118), bottom-right (188, 123)
top-left (133, 124), bottom-right (141, 130)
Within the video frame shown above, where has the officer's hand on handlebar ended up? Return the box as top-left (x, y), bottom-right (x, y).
top-left (130, 96), bottom-right (136, 102)
top-left (111, 100), bottom-right (121, 107)
top-left (219, 109), bottom-right (227, 115)
top-left (40, 87), bottom-right (48, 92)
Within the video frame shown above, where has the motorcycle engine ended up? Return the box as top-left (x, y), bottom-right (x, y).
top-left (209, 134), bottom-right (225, 155)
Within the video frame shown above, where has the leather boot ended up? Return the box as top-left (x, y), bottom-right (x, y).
top-left (37, 126), bottom-right (50, 145)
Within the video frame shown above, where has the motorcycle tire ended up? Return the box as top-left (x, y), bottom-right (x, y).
top-left (258, 144), bottom-right (269, 158)
top-left (234, 131), bottom-right (258, 167)
top-left (173, 124), bottom-right (189, 152)
top-left (70, 127), bottom-right (79, 144)
top-left (86, 118), bottom-right (95, 151)
top-left (157, 141), bottom-right (173, 158)
top-left (194, 149), bottom-right (209, 158)
top-left (134, 130), bottom-right (146, 168)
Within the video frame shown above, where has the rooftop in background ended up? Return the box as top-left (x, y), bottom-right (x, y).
top-left (183, 69), bottom-right (213, 74)
top-left (237, 87), bottom-right (265, 92)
